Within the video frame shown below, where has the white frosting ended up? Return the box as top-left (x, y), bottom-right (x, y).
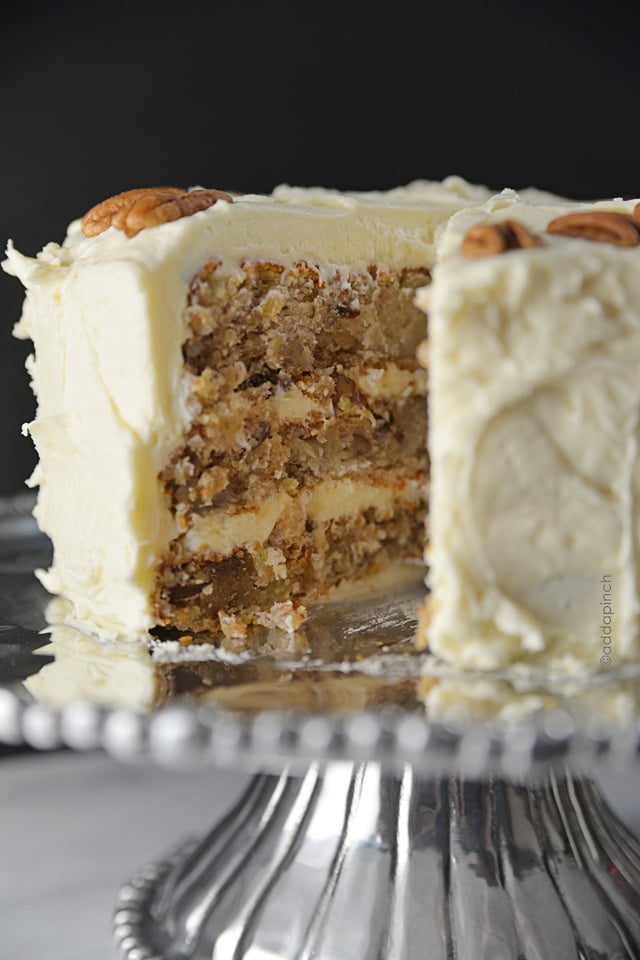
top-left (185, 492), bottom-right (292, 555)
top-left (305, 471), bottom-right (422, 524)
top-left (4, 179), bottom-right (481, 639)
top-left (421, 193), bottom-right (640, 669)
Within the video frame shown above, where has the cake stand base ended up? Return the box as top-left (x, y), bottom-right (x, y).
top-left (113, 762), bottom-right (640, 960)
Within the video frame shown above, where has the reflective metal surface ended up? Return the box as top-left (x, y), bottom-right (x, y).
top-left (0, 495), bottom-right (52, 679)
top-left (114, 763), bottom-right (640, 960)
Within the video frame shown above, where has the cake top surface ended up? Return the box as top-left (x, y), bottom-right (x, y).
top-left (4, 177), bottom-right (572, 288)
top-left (4, 177), bottom-right (494, 285)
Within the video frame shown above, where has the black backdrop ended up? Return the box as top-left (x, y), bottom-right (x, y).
top-left (2, 0), bottom-right (639, 494)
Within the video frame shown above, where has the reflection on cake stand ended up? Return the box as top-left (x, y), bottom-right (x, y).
top-left (1, 505), bottom-right (640, 959)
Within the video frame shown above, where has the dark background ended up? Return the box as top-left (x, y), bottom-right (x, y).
top-left (2, 0), bottom-right (639, 495)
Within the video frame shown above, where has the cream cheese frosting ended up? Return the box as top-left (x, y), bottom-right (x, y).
top-left (419, 192), bottom-right (640, 670)
top-left (4, 178), bottom-right (487, 640)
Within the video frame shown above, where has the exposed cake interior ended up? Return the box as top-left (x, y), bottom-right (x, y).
top-left (154, 258), bottom-right (430, 640)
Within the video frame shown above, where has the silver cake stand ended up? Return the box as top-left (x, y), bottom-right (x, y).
top-left (2, 498), bottom-right (640, 960)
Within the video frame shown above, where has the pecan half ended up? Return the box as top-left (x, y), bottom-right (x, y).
top-left (460, 220), bottom-right (543, 258)
top-left (546, 211), bottom-right (640, 247)
top-left (81, 186), bottom-right (234, 238)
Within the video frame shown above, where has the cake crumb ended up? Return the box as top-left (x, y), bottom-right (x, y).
top-left (218, 611), bottom-right (248, 641)
top-left (255, 600), bottom-right (307, 634)
top-left (264, 546), bottom-right (288, 580)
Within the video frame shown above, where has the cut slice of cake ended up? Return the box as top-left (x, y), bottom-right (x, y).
top-left (5, 178), bottom-right (490, 644)
top-left (418, 191), bottom-right (640, 670)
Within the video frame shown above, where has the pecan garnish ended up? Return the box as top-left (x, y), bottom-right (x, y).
top-left (460, 220), bottom-right (543, 258)
top-left (546, 211), bottom-right (640, 247)
top-left (81, 186), bottom-right (234, 238)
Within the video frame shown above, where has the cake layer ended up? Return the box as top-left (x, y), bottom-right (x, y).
top-left (184, 259), bottom-right (430, 376)
top-left (420, 192), bottom-right (640, 670)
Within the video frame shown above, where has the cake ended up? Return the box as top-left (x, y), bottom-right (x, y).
top-left (418, 191), bottom-right (640, 671)
top-left (4, 178), bottom-right (491, 645)
top-left (9, 178), bottom-right (640, 674)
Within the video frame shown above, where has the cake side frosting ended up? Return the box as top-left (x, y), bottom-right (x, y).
top-left (5, 249), bottom-right (188, 637)
top-left (419, 193), bottom-right (640, 670)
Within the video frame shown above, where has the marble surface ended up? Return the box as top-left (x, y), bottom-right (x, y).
top-left (1, 750), bottom-right (639, 960)
top-left (1, 750), bottom-right (250, 960)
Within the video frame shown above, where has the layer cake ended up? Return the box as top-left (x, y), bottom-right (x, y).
top-left (9, 179), bottom-right (640, 675)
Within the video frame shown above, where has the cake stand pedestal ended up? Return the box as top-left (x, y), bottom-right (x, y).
top-left (113, 761), bottom-right (640, 960)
